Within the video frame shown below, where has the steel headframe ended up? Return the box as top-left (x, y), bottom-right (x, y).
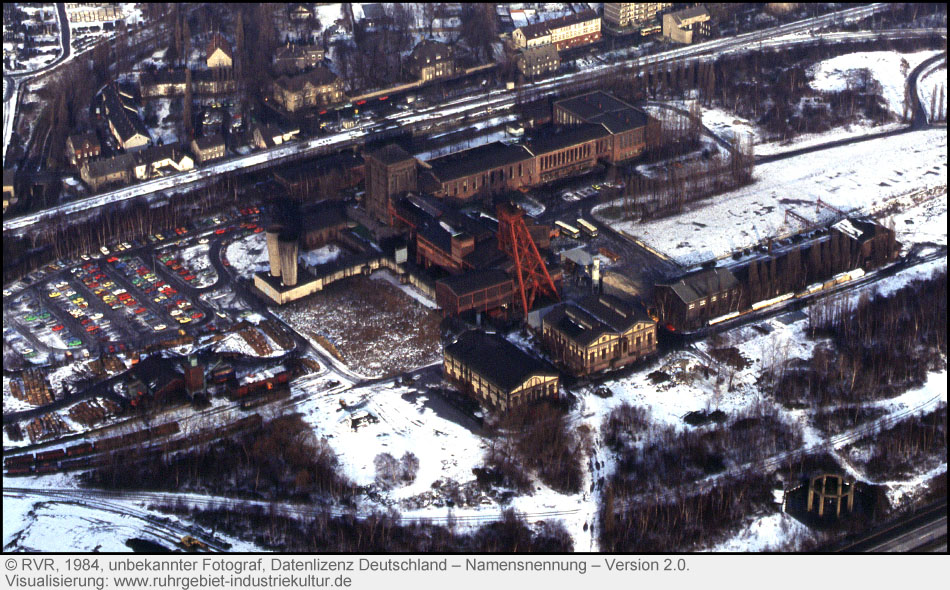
top-left (496, 202), bottom-right (559, 315)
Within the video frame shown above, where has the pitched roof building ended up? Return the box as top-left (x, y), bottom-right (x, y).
top-left (206, 33), bottom-right (233, 68)
top-left (516, 44), bottom-right (560, 79)
top-left (542, 294), bottom-right (656, 376)
top-left (512, 9), bottom-right (601, 51)
top-left (407, 40), bottom-right (456, 82)
top-left (271, 66), bottom-right (345, 113)
top-left (65, 132), bottom-right (102, 167)
top-left (654, 267), bottom-right (741, 331)
top-left (444, 330), bottom-right (559, 412)
top-left (100, 83), bottom-right (150, 150)
top-left (80, 153), bottom-right (135, 191)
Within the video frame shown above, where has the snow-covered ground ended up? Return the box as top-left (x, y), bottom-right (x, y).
top-left (225, 232), bottom-right (269, 279)
top-left (597, 128), bottom-right (947, 267)
top-left (299, 244), bottom-right (342, 268)
top-left (809, 50), bottom-right (942, 117)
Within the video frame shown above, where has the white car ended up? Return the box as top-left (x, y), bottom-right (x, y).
top-left (154, 324), bottom-right (166, 331)
top-left (100, 246), bottom-right (110, 256)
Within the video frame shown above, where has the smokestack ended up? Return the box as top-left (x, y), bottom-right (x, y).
top-left (591, 258), bottom-right (601, 293)
top-left (266, 225), bottom-right (283, 278)
top-left (278, 231), bottom-right (299, 287)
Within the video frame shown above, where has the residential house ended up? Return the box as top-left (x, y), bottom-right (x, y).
top-left (517, 44), bottom-right (560, 78)
top-left (407, 41), bottom-right (456, 82)
top-left (65, 133), bottom-right (102, 167)
top-left (512, 10), bottom-right (601, 51)
top-left (272, 43), bottom-right (326, 74)
top-left (603, 3), bottom-right (671, 29)
top-left (253, 124), bottom-right (300, 149)
top-left (132, 143), bottom-right (194, 181)
top-left (271, 67), bottom-right (345, 113)
top-left (101, 83), bottom-right (150, 150)
top-left (662, 5), bottom-right (711, 44)
top-left (190, 134), bottom-right (226, 164)
top-left (80, 153), bottom-right (135, 191)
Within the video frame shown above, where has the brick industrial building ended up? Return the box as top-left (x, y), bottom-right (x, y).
top-left (542, 294), bottom-right (657, 376)
top-left (444, 330), bottom-right (560, 412)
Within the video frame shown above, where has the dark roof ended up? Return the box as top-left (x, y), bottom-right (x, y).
top-left (520, 8), bottom-right (600, 38)
top-left (193, 133), bottom-right (225, 151)
top-left (67, 132), bottom-right (101, 152)
top-left (428, 142), bottom-right (534, 183)
top-left (207, 33), bottom-right (232, 60)
top-left (525, 123), bottom-right (610, 156)
top-left (367, 143), bottom-right (414, 166)
top-left (274, 66), bottom-right (340, 91)
top-left (519, 44), bottom-right (560, 68)
top-left (669, 5), bottom-right (710, 24)
top-left (300, 201), bottom-right (349, 233)
top-left (444, 330), bottom-right (556, 393)
top-left (518, 20), bottom-right (551, 40)
top-left (274, 43), bottom-right (324, 61)
top-left (661, 267), bottom-right (739, 304)
top-left (140, 68), bottom-right (187, 86)
top-left (545, 294), bottom-right (652, 346)
top-left (101, 84), bottom-right (150, 144)
top-left (554, 91), bottom-right (650, 133)
top-left (134, 142), bottom-right (189, 166)
top-left (437, 269), bottom-right (512, 297)
top-left (83, 153), bottom-right (135, 177)
top-left (409, 40), bottom-right (453, 68)
top-left (361, 3), bottom-right (387, 20)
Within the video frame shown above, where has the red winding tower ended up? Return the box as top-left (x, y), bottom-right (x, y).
top-left (496, 202), bottom-right (559, 314)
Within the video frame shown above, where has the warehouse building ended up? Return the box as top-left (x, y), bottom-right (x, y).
top-left (444, 330), bottom-right (560, 412)
top-left (654, 267), bottom-right (741, 331)
top-left (365, 144), bottom-right (418, 222)
top-left (435, 269), bottom-right (515, 317)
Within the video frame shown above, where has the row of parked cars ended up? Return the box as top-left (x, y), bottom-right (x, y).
top-left (108, 255), bottom-right (204, 329)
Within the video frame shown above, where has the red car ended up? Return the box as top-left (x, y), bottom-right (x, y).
top-left (134, 307), bottom-right (146, 314)
top-left (52, 324), bottom-right (64, 331)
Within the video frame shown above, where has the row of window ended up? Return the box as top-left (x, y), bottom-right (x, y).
top-left (686, 290), bottom-right (735, 310)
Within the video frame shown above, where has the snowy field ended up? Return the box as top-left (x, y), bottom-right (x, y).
top-left (809, 50), bottom-right (942, 117)
top-left (598, 128), bottom-right (947, 267)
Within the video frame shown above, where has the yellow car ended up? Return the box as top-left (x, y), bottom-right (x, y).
top-left (49, 291), bottom-right (61, 298)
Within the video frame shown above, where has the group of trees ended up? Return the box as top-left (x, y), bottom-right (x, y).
top-left (3, 175), bottom-right (236, 283)
top-left (83, 413), bottom-right (354, 501)
top-left (159, 501), bottom-right (573, 552)
top-left (845, 404), bottom-right (947, 481)
top-left (762, 271), bottom-right (947, 407)
top-left (482, 401), bottom-right (586, 495)
top-left (373, 451), bottom-right (419, 490)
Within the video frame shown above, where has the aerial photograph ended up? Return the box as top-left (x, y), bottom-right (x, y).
top-left (1, 2), bottom-right (946, 556)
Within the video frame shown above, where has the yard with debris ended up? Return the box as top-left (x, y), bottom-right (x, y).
top-left (277, 275), bottom-right (442, 379)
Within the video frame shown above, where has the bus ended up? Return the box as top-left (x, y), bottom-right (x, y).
top-left (555, 220), bottom-right (581, 239)
top-left (576, 218), bottom-right (598, 238)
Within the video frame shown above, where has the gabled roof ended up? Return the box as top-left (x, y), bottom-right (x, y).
top-left (134, 142), bottom-right (189, 167)
top-left (101, 84), bottom-right (150, 144)
top-left (661, 267), bottom-right (739, 304)
top-left (545, 294), bottom-right (652, 345)
top-left (274, 66), bottom-right (340, 91)
top-left (206, 33), bottom-right (232, 61)
top-left (669, 5), bottom-right (710, 25)
top-left (445, 330), bottom-right (556, 393)
top-left (83, 153), bottom-right (135, 178)
top-left (193, 133), bottom-right (225, 151)
top-left (409, 40), bottom-right (453, 68)
top-left (67, 132), bottom-right (101, 152)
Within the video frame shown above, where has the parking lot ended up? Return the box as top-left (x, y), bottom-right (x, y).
top-left (3, 206), bottom-right (261, 369)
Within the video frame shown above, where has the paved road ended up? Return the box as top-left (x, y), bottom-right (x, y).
top-left (829, 500), bottom-right (948, 553)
